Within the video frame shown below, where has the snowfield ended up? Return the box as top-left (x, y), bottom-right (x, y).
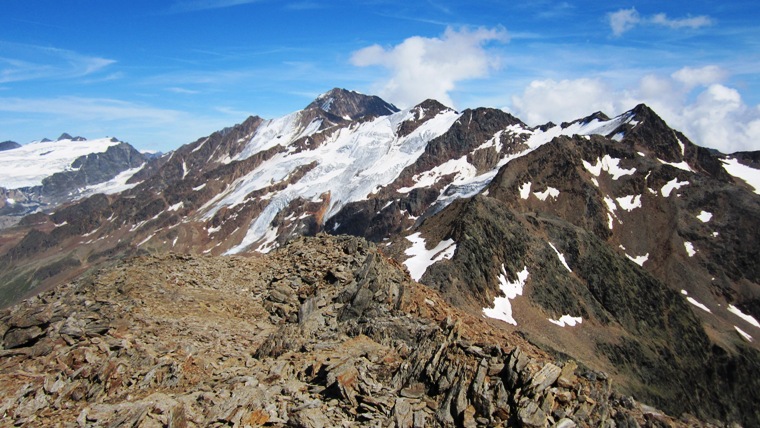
top-left (0, 137), bottom-right (121, 189)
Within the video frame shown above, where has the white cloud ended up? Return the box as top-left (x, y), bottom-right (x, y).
top-left (510, 78), bottom-right (617, 125)
top-left (651, 13), bottom-right (713, 30)
top-left (170, 0), bottom-right (261, 12)
top-left (671, 65), bottom-right (726, 89)
top-left (607, 8), bottom-right (713, 36)
top-left (510, 65), bottom-right (760, 153)
top-left (0, 96), bottom-right (182, 123)
top-left (0, 43), bottom-right (115, 84)
top-left (351, 26), bottom-right (508, 108)
top-left (608, 8), bottom-right (640, 37)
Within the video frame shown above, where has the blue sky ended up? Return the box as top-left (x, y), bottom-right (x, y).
top-left (1, 0), bottom-right (759, 153)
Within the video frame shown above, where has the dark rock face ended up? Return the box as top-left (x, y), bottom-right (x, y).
top-left (0, 141), bottom-right (21, 152)
top-left (399, 133), bottom-right (760, 426)
top-left (305, 88), bottom-right (399, 120)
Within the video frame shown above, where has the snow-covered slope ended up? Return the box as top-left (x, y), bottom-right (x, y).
top-left (207, 106), bottom-right (462, 253)
top-left (0, 137), bottom-right (122, 189)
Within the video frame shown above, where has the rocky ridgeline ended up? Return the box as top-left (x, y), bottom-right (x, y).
top-left (1, 235), bottom-right (706, 427)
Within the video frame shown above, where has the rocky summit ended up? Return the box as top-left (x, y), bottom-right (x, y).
top-left (1, 234), bottom-right (700, 427)
top-left (0, 89), bottom-right (759, 426)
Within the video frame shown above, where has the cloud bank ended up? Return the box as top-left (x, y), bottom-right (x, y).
top-left (351, 27), bottom-right (508, 108)
top-left (510, 66), bottom-right (760, 153)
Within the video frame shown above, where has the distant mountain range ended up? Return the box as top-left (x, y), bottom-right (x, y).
top-left (0, 134), bottom-right (148, 227)
top-left (0, 88), bottom-right (758, 426)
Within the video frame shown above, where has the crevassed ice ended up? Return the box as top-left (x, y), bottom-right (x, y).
top-left (221, 107), bottom-right (462, 254)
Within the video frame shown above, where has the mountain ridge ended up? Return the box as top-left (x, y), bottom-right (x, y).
top-left (0, 89), bottom-right (759, 426)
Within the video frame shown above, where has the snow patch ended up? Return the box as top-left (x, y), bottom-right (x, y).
top-left (74, 164), bottom-right (145, 200)
top-left (684, 241), bottom-right (696, 257)
top-left (658, 158), bottom-right (692, 172)
top-left (255, 225), bottom-right (280, 254)
top-left (534, 187), bottom-right (560, 201)
top-left (482, 266), bottom-right (529, 326)
top-left (686, 296), bottom-right (711, 313)
top-left (603, 196), bottom-right (618, 229)
top-left (626, 253), bottom-right (649, 266)
top-left (735, 326), bottom-right (753, 342)
top-left (168, 202), bottom-right (184, 212)
top-left (519, 182), bottom-right (532, 200)
top-left (582, 155), bottom-right (636, 180)
top-left (721, 158), bottom-right (760, 194)
top-left (728, 305), bottom-right (760, 328)
top-left (397, 156), bottom-right (476, 193)
top-left (696, 211), bottom-right (712, 223)
top-left (548, 242), bottom-right (572, 272)
top-left (548, 315), bottom-right (583, 327)
top-left (193, 183), bottom-right (206, 191)
top-left (660, 178), bottom-right (689, 197)
top-left (616, 194), bottom-right (642, 211)
top-left (403, 232), bottom-right (457, 281)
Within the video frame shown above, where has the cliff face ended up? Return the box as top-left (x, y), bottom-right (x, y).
top-left (0, 235), bottom-right (697, 427)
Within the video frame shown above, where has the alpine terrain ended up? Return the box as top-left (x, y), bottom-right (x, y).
top-left (1, 88), bottom-right (759, 427)
top-left (0, 133), bottom-right (149, 228)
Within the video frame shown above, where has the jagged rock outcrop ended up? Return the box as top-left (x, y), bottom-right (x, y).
top-left (0, 235), bottom-right (699, 427)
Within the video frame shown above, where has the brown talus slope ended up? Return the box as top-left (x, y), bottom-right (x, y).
top-left (0, 235), bottom-right (699, 427)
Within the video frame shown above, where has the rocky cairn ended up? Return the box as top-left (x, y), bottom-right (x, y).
top-left (1, 235), bottom-right (703, 427)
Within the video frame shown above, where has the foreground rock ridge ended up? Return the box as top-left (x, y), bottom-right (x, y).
top-left (1, 235), bottom-right (700, 427)
top-left (0, 89), bottom-right (759, 426)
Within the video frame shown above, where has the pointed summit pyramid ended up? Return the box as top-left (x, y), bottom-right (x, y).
top-left (305, 88), bottom-right (399, 120)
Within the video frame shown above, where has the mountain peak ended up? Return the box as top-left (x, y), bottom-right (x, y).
top-left (0, 141), bottom-right (21, 152)
top-left (305, 88), bottom-right (399, 120)
top-left (56, 133), bottom-right (86, 142)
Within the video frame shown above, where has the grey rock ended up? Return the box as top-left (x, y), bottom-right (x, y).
top-left (530, 363), bottom-right (562, 394)
top-left (3, 325), bottom-right (44, 348)
top-left (557, 361), bottom-right (577, 388)
top-left (518, 399), bottom-right (547, 428)
top-left (290, 407), bottom-right (329, 428)
top-left (553, 417), bottom-right (577, 428)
